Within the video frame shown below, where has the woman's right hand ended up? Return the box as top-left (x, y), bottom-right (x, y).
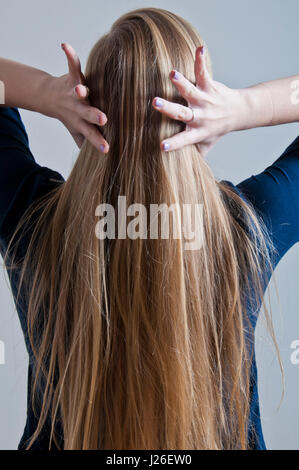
top-left (152, 46), bottom-right (245, 157)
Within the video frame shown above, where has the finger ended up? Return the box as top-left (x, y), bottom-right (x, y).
top-left (80, 121), bottom-right (110, 154)
top-left (61, 42), bottom-right (83, 80)
top-left (74, 84), bottom-right (90, 99)
top-left (197, 142), bottom-right (210, 158)
top-left (152, 97), bottom-right (200, 123)
top-left (194, 46), bottom-right (213, 91)
top-left (169, 69), bottom-right (202, 105)
top-left (78, 103), bottom-right (108, 126)
top-left (73, 133), bottom-right (84, 149)
top-left (160, 128), bottom-right (205, 152)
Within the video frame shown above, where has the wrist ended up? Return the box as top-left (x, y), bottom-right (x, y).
top-left (224, 88), bottom-right (249, 134)
top-left (37, 73), bottom-right (59, 119)
top-left (233, 85), bottom-right (274, 131)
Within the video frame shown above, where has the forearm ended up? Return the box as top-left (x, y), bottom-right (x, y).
top-left (234, 75), bottom-right (299, 131)
top-left (0, 46), bottom-right (109, 152)
top-left (0, 57), bottom-right (53, 115)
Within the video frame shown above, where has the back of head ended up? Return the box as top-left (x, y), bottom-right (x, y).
top-left (11, 8), bottom-right (272, 449)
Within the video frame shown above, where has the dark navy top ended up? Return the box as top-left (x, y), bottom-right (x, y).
top-left (0, 106), bottom-right (298, 450)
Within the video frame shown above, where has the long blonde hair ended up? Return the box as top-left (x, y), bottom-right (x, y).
top-left (5, 7), bottom-right (276, 449)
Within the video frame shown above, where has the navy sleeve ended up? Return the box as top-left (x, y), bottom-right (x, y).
top-left (236, 136), bottom-right (299, 266)
top-left (0, 107), bottom-right (65, 247)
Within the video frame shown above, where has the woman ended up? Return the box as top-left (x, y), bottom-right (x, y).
top-left (0, 7), bottom-right (298, 450)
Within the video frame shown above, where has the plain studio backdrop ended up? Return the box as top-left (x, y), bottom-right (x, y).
top-left (0, 0), bottom-right (298, 450)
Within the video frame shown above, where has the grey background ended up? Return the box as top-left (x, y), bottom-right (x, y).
top-left (0, 0), bottom-right (298, 449)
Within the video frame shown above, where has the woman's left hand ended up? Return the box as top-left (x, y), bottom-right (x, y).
top-left (46, 43), bottom-right (109, 153)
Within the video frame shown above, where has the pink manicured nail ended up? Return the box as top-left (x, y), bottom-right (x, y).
top-left (99, 114), bottom-right (107, 125)
top-left (155, 98), bottom-right (164, 107)
top-left (170, 70), bottom-right (180, 80)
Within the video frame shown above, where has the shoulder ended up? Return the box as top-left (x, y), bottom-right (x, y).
top-left (0, 106), bottom-right (65, 253)
top-left (0, 166), bottom-right (65, 254)
top-left (0, 106), bottom-right (30, 149)
top-left (223, 136), bottom-right (299, 266)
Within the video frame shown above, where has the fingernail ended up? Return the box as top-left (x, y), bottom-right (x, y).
top-left (170, 70), bottom-right (180, 80)
top-left (155, 98), bottom-right (164, 108)
top-left (61, 43), bottom-right (65, 50)
top-left (100, 144), bottom-right (105, 153)
top-left (200, 46), bottom-right (204, 55)
top-left (163, 142), bottom-right (170, 151)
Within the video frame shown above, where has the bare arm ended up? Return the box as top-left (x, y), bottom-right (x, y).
top-left (0, 44), bottom-right (109, 153)
top-left (0, 58), bottom-right (53, 114)
top-left (236, 76), bottom-right (299, 130)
